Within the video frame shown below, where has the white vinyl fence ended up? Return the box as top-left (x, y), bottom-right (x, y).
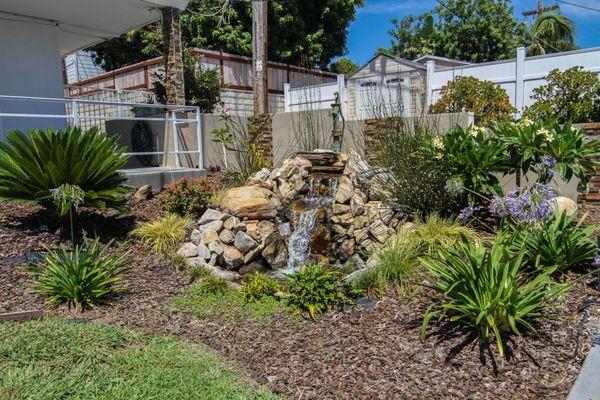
top-left (427, 47), bottom-right (600, 115)
top-left (284, 74), bottom-right (347, 115)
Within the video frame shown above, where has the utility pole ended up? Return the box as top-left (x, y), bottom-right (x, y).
top-left (522, 1), bottom-right (559, 17)
top-left (252, 0), bottom-right (268, 115)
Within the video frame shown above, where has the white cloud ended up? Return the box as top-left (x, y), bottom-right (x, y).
top-left (358, 0), bottom-right (436, 15)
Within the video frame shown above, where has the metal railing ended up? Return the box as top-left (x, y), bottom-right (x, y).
top-left (0, 94), bottom-right (203, 169)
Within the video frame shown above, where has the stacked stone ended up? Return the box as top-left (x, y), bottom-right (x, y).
top-left (176, 150), bottom-right (404, 280)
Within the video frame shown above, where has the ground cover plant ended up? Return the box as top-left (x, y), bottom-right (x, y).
top-left (0, 318), bottom-right (277, 400)
top-left (27, 237), bottom-right (129, 311)
top-left (0, 126), bottom-right (130, 213)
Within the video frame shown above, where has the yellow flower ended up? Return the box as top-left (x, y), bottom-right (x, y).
top-left (469, 125), bottom-right (486, 137)
top-left (518, 118), bottom-right (533, 127)
top-left (536, 127), bottom-right (554, 141)
top-left (432, 136), bottom-right (444, 150)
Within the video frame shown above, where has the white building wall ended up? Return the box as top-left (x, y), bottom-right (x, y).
top-left (428, 47), bottom-right (600, 115)
top-left (0, 20), bottom-right (66, 138)
top-left (64, 51), bottom-right (105, 84)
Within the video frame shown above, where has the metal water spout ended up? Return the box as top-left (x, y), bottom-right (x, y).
top-left (330, 92), bottom-right (343, 153)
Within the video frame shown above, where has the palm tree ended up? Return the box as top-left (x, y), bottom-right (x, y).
top-left (527, 13), bottom-right (577, 56)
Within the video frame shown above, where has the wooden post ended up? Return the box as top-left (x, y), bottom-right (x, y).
top-left (161, 7), bottom-right (186, 105)
top-left (252, 0), bottom-right (268, 115)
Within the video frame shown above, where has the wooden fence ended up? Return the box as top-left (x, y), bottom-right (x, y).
top-left (66, 48), bottom-right (338, 97)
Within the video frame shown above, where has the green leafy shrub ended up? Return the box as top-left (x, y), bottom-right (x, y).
top-left (504, 211), bottom-right (597, 272)
top-left (131, 213), bottom-right (191, 255)
top-left (241, 272), bottom-right (281, 301)
top-left (287, 262), bottom-right (356, 319)
top-left (28, 237), bottom-right (129, 310)
top-left (429, 76), bottom-right (516, 125)
top-left (369, 119), bottom-right (451, 216)
top-left (153, 52), bottom-right (223, 113)
top-left (491, 120), bottom-right (600, 190)
top-left (0, 126), bottom-right (129, 212)
top-left (159, 177), bottom-right (212, 217)
top-left (421, 234), bottom-right (570, 356)
top-left (436, 126), bottom-right (504, 200)
top-left (523, 67), bottom-right (600, 124)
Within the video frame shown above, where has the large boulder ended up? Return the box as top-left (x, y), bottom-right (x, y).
top-left (261, 233), bottom-right (288, 269)
top-left (553, 196), bottom-right (578, 217)
top-left (220, 186), bottom-right (280, 220)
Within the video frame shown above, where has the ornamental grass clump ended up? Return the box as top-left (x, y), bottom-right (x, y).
top-left (131, 214), bottom-right (192, 256)
top-left (28, 237), bottom-right (129, 311)
top-left (421, 234), bottom-right (571, 356)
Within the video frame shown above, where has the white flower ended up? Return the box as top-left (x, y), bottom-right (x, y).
top-left (432, 136), bottom-right (444, 150)
top-left (469, 125), bottom-right (486, 137)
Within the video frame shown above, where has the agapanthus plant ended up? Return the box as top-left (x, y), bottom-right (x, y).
top-left (489, 183), bottom-right (556, 225)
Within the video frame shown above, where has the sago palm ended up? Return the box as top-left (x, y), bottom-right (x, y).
top-left (0, 126), bottom-right (130, 211)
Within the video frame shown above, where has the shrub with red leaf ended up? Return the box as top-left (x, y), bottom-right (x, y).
top-left (159, 177), bottom-right (212, 217)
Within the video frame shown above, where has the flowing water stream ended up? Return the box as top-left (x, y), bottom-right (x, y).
top-left (282, 177), bottom-right (339, 274)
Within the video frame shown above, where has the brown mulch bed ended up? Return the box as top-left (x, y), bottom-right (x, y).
top-left (1, 199), bottom-right (599, 399)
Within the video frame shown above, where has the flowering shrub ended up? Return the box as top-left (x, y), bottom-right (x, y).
top-left (159, 177), bottom-right (212, 217)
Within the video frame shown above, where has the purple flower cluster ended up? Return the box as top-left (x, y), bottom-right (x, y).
top-left (458, 204), bottom-right (477, 221)
top-left (533, 156), bottom-right (557, 184)
top-left (445, 178), bottom-right (464, 195)
top-left (489, 183), bottom-right (556, 224)
top-left (593, 254), bottom-right (600, 267)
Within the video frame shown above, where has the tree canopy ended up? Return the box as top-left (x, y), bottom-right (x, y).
top-left (329, 57), bottom-right (359, 75)
top-left (91, 0), bottom-right (364, 71)
top-left (526, 12), bottom-right (577, 56)
top-left (386, 0), bottom-right (527, 63)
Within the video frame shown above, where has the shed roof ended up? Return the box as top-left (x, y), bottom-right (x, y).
top-left (348, 53), bottom-right (426, 79)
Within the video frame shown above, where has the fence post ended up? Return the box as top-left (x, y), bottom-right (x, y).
top-left (283, 83), bottom-right (291, 112)
top-left (426, 60), bottom-right (436, 110)
top-left (515, 47), bottom-right (526, 118)
top-left (195, 107), bottom-right (203, 170)
top-left (116, 90), bottom-right (123, 118)
top-left (337, 74), bottom-right (347, 118)
top-left (172, 110), bottom-right (180, 168)
top-left (71, 100), bottom-right (79, 127)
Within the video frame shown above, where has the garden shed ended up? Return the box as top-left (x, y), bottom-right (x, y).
top-left (346, 54), bottom-right (427, 120)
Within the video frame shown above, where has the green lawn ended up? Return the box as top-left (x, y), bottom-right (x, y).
top-left (0, 318), bottom-right (279, 400)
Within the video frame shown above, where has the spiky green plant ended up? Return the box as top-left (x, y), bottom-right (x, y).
top-left (0, 126), bottom-right (130, 211)
top-left (421, 234), bottom-right (571, 356)
top-left (131, 214), bottom-right (192, 255)
top-left (28, 237), bottom-right (129, 310)
top-left (503, 211), bottom-right (597, 272)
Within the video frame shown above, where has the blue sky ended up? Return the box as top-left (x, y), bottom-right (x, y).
top-left (346, 0), bottom-right (600, 65)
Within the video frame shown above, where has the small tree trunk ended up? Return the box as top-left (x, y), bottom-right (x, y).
top-left (161, 7), bottom-right (185, 105)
